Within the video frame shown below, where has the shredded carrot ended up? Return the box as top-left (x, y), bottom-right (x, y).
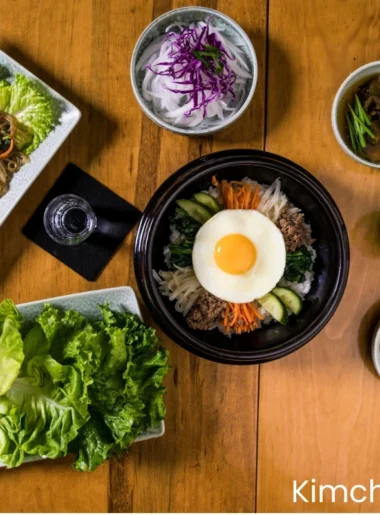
top-left (222, 301), bottom-right (262, 334)
top-left (223, 303), bottom-right (230, 327)
top-left (244, 186), bottom-right (251, 209)
top-left (229, 303), bottom-right (240, 327)
top-left (215, 177), bottom-right (261, 211)
top-left (234, 191), bottom-right (239, 209)
top-left (242, 303), bottom-right (252, 323)
top-left (251, 302), bottom-right (264, 321)
top-left (251, 185), bottom-right (260, 209)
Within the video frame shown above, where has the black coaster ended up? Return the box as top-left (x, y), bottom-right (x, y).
top-left (22, 163), bottom-right (141, 281)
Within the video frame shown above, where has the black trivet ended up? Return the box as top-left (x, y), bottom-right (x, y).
top-left (22, 163), bottom-right (141, 281)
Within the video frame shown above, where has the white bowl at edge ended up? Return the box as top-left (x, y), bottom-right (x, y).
top-left (371, 320), bottom-right (380, 376)
top-left (331, 60), bottom-right (380, 169)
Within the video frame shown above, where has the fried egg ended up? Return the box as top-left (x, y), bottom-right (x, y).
top-left (192, 210), bottom-right (286, 303)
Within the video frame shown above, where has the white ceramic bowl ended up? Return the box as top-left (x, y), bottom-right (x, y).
top-left (331, 61), bottom-right (380, 169)
top-left (130, 7), bottom-right (258, 136)
top-left (371, 320), bottom-right (380, 376)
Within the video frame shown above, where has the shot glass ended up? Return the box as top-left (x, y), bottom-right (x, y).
top-left (43, 194), bottom-right (97, 246)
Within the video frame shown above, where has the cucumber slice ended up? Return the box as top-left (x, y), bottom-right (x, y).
top-left (272, 287), bottom-right (303, 315)
top-left (192, 192), bottom-right (221, 213)
top-left (176, 199), bottom-right (213, 224)
top-left (258, 293), bottom-right (288, 325)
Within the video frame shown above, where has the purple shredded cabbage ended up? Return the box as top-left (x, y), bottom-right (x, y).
top-left (146, 18), bottom-right (237, 119)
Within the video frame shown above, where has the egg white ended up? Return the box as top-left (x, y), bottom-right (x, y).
top-left (192, 210), bottom-right (286, 303)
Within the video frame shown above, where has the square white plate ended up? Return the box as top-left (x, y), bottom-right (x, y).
top-left (0, 286), bottom-right (165, 468)
top-left (0, 50), bottom-right (81, 226)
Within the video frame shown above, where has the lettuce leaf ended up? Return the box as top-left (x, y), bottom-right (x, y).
top-left (0, 300), bottom-right (24, 396)
top-left (0, 301), bottom-right (169, 471)
top-left (72, 305), bottom-right (169, 472)
top-left (0, 80), bottom-right (11, 113)
top-left (0, 299), bottom-right (23, 331)
top-left (70, 417), bottom-right (113, 473)
top-left (22, 324), bottom-right (50, 365)
top-left (0, 73), bottom-right (54, 154)
top-left (0, 302), bottom-right (89, 467)
top-left (0, 354), bottom-right (88, 467)
top-left (36, 304), bottom-right (103, 399)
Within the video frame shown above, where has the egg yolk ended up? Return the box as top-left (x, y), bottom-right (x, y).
top-left (214, 234), bottom-right (257, 275)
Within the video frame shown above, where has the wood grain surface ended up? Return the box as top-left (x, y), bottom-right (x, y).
top-left (0, 0), bottom-right (265, 513)
top-left (0, 0), bottom-right (379, 512)
top-left (257, 0), bottom-right (380, 512)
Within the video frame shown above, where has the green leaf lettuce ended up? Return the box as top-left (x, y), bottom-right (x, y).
top-left (72, 305), bottom-right (169, 471)
top-left (0, 301), bottom-right (169, 471)
top-left (0, 300), bottom-right (24, 396)
top-left (0, 73), bottom-right (55, 154)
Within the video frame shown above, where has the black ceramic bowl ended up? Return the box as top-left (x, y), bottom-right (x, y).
top-left (134, 150), bottom-right (350, 365)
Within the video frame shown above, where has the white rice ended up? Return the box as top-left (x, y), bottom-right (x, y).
top-left (165, 225), bottom-right (186, 267)
top-left (278, 245), bottom-right (316, 300)
top-left (279, 270), bottom-right (314, 299)
top-left (169, 227), bottom-right (183, 243)
top-left (207, 186), bottom-right (219, 199)
top-left (163, 245), bottom-right (171, 268)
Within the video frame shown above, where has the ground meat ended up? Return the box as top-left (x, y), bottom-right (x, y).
top-left (277, 212), bottom-right (308, 252)
top-left (186, 290), bottom-right (226, 331)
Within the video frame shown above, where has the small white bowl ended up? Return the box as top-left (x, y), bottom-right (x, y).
top-left (371, 320), bottom-right (380, 376)
top-left (331, 61), bottom-right (380, 169)
top-left (130, 7), bottom-right (258, 136)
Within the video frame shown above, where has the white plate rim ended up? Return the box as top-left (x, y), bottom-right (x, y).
top-left (0, 49), bottom-right (82, 226)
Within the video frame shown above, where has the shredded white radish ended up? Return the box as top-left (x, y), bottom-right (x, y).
top-left (257, 178), bottom-right (289, 222)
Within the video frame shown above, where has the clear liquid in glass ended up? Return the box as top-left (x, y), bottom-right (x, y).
top-left (43, 194), bottom-right (97, 246)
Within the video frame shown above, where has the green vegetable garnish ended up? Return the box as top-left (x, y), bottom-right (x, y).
top-left (168, 240), bottom-right (194, 268)
top-left (166, 207), bottom-right (201, 269)
top-left (0, 74), bottom-right (55, 154)
top-left (345, 94), bottom-right (376, 156)
top-left (348, 104), bottom-right (375, 140)
top-left (345, 111), bottom-right (357, 154)
top-left (0, 300), bottom-right (24, 396)
top-left (284, 246), bottom-right (313, 283)
top-left (192, 44), bottom-right (224, 75)
top-left (355, 94), bottom-right (371, 125)
top-left (170, 207), bottom-right (201, 239)
top-left (0, 300), bottom-right (169, 471)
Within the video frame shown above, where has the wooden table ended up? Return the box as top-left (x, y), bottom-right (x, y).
top-left (1, 0), bottom-right (379, 512)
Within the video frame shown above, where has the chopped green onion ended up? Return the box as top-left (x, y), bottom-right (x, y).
top-left (348, 104), bottom-right (375, 139)
top-left (192, 51), bottom-right (211, 69)
top-left (354, 95), bottom-right (364, 122)
top-left (349, 110), bottom-right (366, 148)
top-left (356, 120), bottom-right (366, 147)
top-left (345, 112), bottom-right (357, 153)
top-left (203, 45), bottom-right (222, 56)
top-left (355, 94), bottom-right (372, 125)
top-left (359, 119), bottom-right (374, 138)
top-left (354, 99), bottom-right (360, 118)
top-left (192, 45), bottom-right (224, 75)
